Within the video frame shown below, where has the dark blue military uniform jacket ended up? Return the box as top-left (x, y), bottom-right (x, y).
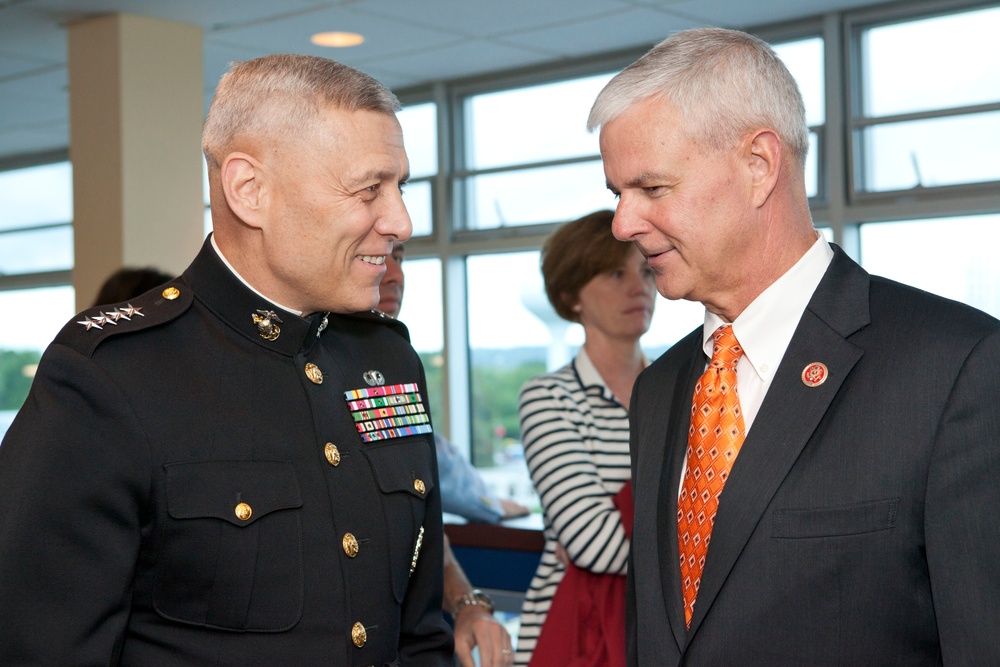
top-left (0, 237), bottom-right (453, 665)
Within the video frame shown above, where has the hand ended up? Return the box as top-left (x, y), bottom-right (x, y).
top-left (499, 498), bottom-right (530, 520)
top-left (555, 542), bottom-right (570, 568)
top-left (453, 603), bottom-right (514, 667)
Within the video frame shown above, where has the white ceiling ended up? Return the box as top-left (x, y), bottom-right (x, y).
top-left (0, 0), bottom-right (895, 163)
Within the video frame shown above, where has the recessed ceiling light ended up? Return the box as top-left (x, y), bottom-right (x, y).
top-left (311, 31), bottom-right (364, 48)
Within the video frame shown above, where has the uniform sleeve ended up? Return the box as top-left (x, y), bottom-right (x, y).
top-left (924, 327), bottom-right (1000, 664)
top-left (397, 370), bottom-right (455, 665)
top-left (518, 375), bottom-right (629, 575)
top-left (0, 344), bottom-right (149, 665)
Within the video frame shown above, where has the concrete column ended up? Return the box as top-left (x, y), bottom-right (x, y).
top-left (68, 13), bottom-right (204, 310)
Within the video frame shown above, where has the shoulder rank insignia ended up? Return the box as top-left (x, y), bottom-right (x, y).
top-left (77, 304), bottom-right (144, 331)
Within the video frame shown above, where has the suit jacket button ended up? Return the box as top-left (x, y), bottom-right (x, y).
top-left (324, 443), bottom-right (341, 466)
top-left (351, 621), bottom-right (367, 647)
top-left (413, 479), bottom-right (426, 494)
top-left (234, 502), bottom-right (252, 521)
top-left (343, 533), bottom-right (359, 558)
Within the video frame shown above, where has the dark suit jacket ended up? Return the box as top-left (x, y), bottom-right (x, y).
top-left (0, 237), bottom-right (453, 665)
top-left (627, 247), bottom-right (1000, 665)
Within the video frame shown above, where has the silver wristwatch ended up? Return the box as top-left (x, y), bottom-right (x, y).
top-left (452, 588), bottom-right (496, 616)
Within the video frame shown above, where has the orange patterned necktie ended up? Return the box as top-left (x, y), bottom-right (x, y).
top-left (677, 324), bottom-right (746, 628)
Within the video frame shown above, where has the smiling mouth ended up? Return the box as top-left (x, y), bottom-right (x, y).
top-left (359, 255), bottom-right (386, 265)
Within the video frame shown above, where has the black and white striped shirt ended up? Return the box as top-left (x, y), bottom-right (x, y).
top-left (514, 349), bottom-right (632, 665)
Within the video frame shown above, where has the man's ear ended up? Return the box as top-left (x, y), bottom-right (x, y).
top-left (747, 130), bottom-right (782, 208)
top-left (220, 152), bottom-right (267, 229)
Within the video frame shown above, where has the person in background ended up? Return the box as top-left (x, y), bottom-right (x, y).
top-left (91, 266), bottom-right (173, 307)
top-left (0, 54), bottom-right (452, 664)
top-left (589, 27), bottom-right (1000, 665)
top-left (378, 242), bottom-right (530, 527)
top-left (514, 210), bottom-right (655, 666)
top-left (378, 241), bottom-right (518, 667)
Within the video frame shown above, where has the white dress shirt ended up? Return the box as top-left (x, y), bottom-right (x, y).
top-left (701, 233), bottom-right (834, 434)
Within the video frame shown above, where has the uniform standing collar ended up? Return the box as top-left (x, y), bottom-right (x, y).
top-left (184, 236), bottom-right (327, 356)
top-left (210, 234), bottom-right (303, 316)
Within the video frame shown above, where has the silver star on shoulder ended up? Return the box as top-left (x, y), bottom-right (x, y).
top-left (77, 318), bottom-right (102, 331)
top-left (91, 313), bottom-right (112, 327)
top-left (120, 304), bottom-right (144, 318)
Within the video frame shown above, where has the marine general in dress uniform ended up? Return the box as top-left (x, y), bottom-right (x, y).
top-left (0, 54), bottom-right (453, 666)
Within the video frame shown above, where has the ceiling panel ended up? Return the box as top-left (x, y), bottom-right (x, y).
top-left (495, 6), bottom-right (707, 59)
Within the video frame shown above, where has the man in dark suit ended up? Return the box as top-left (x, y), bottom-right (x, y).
top-left (0, 55), bottom-right (453, 664)
top-left (588, 27), bottom-right (1000, 665)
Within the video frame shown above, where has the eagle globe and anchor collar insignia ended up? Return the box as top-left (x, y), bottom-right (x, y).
top-left (252, 309), bottom-right (282, 341)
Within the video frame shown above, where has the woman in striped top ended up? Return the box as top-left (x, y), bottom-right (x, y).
top-left (515, 210), bottom-right (655, 666)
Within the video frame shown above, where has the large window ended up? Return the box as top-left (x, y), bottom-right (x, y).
top-left (850, 5), bottom-right (1000, 194)
top-left (397, 102), bottom-right (438, 238)
top-left (388, 4), bottom-right (1000, 503)
top-left (11, 2), bottom-right (994, 489)
top-left (460, 73), bottom-right (617, 230)
top-left (860, 213), bottom-right (1000, 318)
top-left (772, 37), bottom-right (824, 199)
top-left (0, 161), bottom-right (75, 438)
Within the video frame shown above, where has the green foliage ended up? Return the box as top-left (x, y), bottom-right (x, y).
top-left (417, 352), bottom-right (444, 419)
top-left (470, 361), bottom-right (545, 467)
top-left (0, 349), bottom-right (41, 411)
top-left (415, 351), bottom-right (544, 468)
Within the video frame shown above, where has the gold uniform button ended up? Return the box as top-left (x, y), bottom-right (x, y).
top-left (342, 532), bottom-right (359, 558)
top-left (234, 502), bottom-right (252, 521)
top-left (324, 442), bottom-right (341, 466)
top-left (304, 363), bottom-right (323, 384)
top-left (351, 621), bottom-right (367, 647)
top-left (162, 286), bottom-right (181, 300)
top-left (413, 479), bottom-right (426, 495)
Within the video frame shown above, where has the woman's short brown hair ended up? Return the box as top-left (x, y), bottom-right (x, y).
top-left (541, 210), bottom-right (636, 322)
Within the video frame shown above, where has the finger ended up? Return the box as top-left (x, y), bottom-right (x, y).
top-left (454, 636), bottom-right (476, 667)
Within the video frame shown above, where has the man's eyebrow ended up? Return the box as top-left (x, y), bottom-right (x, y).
top-left (624, 172), bottom-right (669, 188)
top-left (353, 167), bottom-right (410, 185)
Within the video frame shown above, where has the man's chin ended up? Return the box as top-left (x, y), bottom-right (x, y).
top-left (377, 299), bottom-right (400, 317)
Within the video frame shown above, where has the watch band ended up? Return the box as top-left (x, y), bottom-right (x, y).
top-left (452, 588), bottom-right (496, 616)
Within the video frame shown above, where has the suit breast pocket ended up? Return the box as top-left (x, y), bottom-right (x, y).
top-left (772, 498), bottom-right (900, 539)
top-left (360, 437), bottom-right (435, 603)
top-left (154, 460), bottom-right (304, 632)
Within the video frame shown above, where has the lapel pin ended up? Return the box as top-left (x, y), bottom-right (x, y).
top-left (363, 369), bottom-right (385, 387)
top-left (801, 362), bottom-right (828, 387)
top-left (252, 309), bottom-right (281, 341)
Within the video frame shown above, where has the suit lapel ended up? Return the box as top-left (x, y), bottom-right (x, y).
top-left (684, 247), bottom-right (872, 636)
top-left (649, 332), bottom-right (702, 650)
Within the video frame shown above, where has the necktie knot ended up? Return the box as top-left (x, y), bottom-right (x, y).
top-left (709, 325), bottom-right (743, 370)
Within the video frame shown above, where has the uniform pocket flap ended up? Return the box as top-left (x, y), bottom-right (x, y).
top-left (361, 438), bottom-right (435, 499)
top-left (165, 460), bottom-right (303, 526)
top-left (772, 498), bottom-right (899, 538)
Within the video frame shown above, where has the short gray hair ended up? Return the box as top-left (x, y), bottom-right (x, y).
top-left (202, 54), bottom-right (400, 168)
top-left (588, 28), bottom-right (808, 166)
